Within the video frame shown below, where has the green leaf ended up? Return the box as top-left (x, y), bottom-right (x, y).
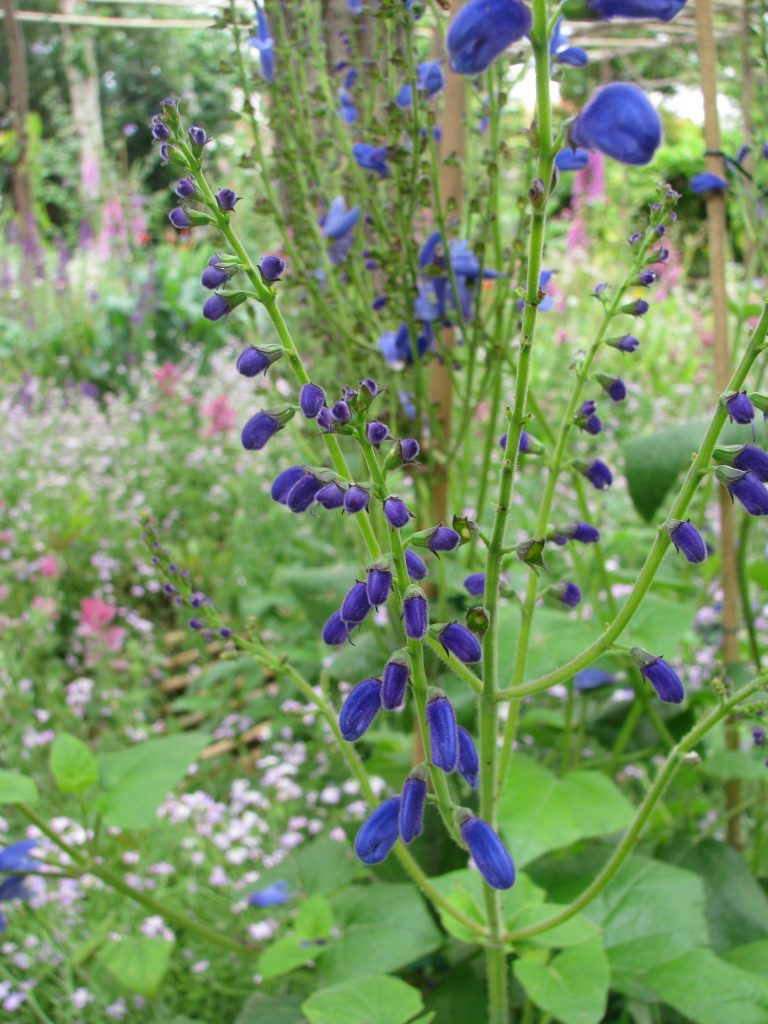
top-left (0, 771), bottom-right (38, 806)
top-left (234, 993), bottom-right (304, 1024)
top-left (95, 733), bottom-right (210, 829)
top-left (508, 903), bottom-right (601, 950)
top-left (647, 948), bottom-right (768, 1024)
top-left (303, 975), bottom-right (424, 1024)
top-left (622, 594), bottom-right (698, 657)
top-left (258, 935), bottom-right (328, 980)
top-left (585, 854), bottom-right (708, 1000)
top-left (295, 894), bottom-right (334, 941)
top-left (255, 836), bottom-right (356, 897)
top-left (723, 940), bottom-right (768, 975)
top-left (319, 883), bottom-right (442, 983)
top-left (498, 608), bottom-right (597, 681)
top-left (49, 733), bottom-right (98, 794)
top-left (497, 755), bottom-right (634, 866)
top-left (423, 964), bottom-right (487, 1023)
top-left (699, 749), bottom-right (768, 781)
top-left (623, 419), bottom-right (759, 521)
top-left (514, 936), bottom-right (610, 1024)
top-left (97, 936), bottom-right (174, 998)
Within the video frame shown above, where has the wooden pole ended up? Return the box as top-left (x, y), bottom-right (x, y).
top-left (2, 0), bottom-right (37, 256)
top-left (694, 0), bottom-right (744, 850)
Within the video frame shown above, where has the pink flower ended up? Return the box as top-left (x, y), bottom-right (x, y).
top-left (202, 394), bottom-right (237, 435)
top-left (40, 555), bottom-right (59, 578)
top-left (155, 362), bottom-right (181, 398)
top-left (79, 597), bottom-right (126, 653)
top-left (32, 596), bottom-right (58, 619)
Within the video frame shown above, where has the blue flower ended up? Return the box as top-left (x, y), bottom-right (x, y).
top-left (353, 143), bottom-right (389, 178)
top-left (241, 411), bottom-right (282, 451)
top-left (632, 649), bottom-right (685, 703)
top-left (339, 677), bottom-right (382, 741)
top-left (399, 770), bottom-right (427, 844)
top-left (0, 841), bottom-right (38, 874)
top-left (573, 669), bottom-right (616, 692)
top-left (668, 520), bottom-right (708, 564)
top-left (382, 655), bottom-right (410, 710)
top-left (320, 197), bottom-right (360, 265)
top-left (396, 61), bottom-right (445, 107)
top-left (550, 18), bottom-right (588, 67)
top-left (427, 694), bottom-right (458, 772)
top-left (690, 172), bottom-right (728, 194)
top-left (438, 622), bottom-right (482, 663)
top-left (457, 727), bottom-right (480, 788)
top-left (447, 0), bottom-right (532, 75)
top-left (464, 572), bottom-right (486, 596)
top-left (249, 3), bottom-right (275, 83)
top-left (337, 88), bottom-right (358, 124)
top-left (355, 797), bottom-right (401, 864)
top-left (405, 549), bottom-right (429, 581)
top-left (725, 391), bottom-right (754, 425)
top-left (720, 469), bottom-right (768, 517)
top-left (733, 444), bottom-right (768, 482)
top-left (570, 83), bottom-right (661, 166)
top-left (460, 815), bottom-right (515, 889)
top-left (555, 148), bottom-right (591, 171)
top-left (585, 0), bottom-right (687, 21)
top-left (248, 880), bottom-right (291, 907)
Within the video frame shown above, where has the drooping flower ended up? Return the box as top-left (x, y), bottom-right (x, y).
top-left (551, 582), bottom-right (582, 607)
top-left (446, 0), bottom-right (532, 75)
top-left (690, 172), bottom-right (729, 194)
top-left (464, 572), bottom-right (486, 596)
top-left (631, 648), bottom-right (685, 703)
top-left (339, 677), bottom-right (382, 740)
top-left (241, 411), bottom-right (282, 451)
top-left (353, 143), bottom-right (389, 178)
top-left (236, 346), bottom-right (281, 377)
top-left (367, 421), bottom-right (390, 446)
top-left (555, 148), bottom-right (590, 171)
top-left (202, 294), bottom-right (232, 322)
top-left (399, 768), bottom-right (427, 844)
top-left (457, 727), bottom-right (479, 788)
top-left (216, 188), bottom-right (239, 213)
top-left (427, 693), bottom-right (458, 772)
top-left (249, 3), bottom-right (275, 82)
top-left (718, 468), bottom-right (768, 516)
top-left (316, 482), bottom-right (346, 509)
top-left (382, 654), bottom-right (410, 710)
top-left (424, 525), bottom-right (462, 553)
top-left (403, 589), bottom-right (429, 639)
top-left (300, 382), bottom-right (326, 419)
top-left (608, 334), bottom-right (640, 353)
top-left (570, 83), bottom-right (662, 166)
top-left (344, 485), bottom-right (370, 514)
top-left (260, 255), bottom-right (286, 281)
top-left (271, 466), bottom-right (305, 504)
top-left (322, 610), bottom-right (351, 646)
top-left (668, 520), bottom-right (708, 563)
top-left (576, 458), bottom-right (613, 490)
top-left (366, 564), bottom-right (393, 608)
top-left (355, 797), bottom-right (400, 864)
top-left (286, 473), bottom-right (324, 513)
top-left (438, 622), bottom-right (482, 663)
top-left (383, 496), bottom-right (413, 529)
top-left (732, 444), bottom-right (768, 481)
top-left (201, 257), bottom-right (231, 290)
top-left (550, 17), bottom-right (588, 67)
top-left (459, 814), bottom-right (515, 890)
top-left (341, 581), bottom-right (373, 625)
top-left (169, 207), bottom-right (191, 230)
top-left (725, 391), bottom-right (755, 425)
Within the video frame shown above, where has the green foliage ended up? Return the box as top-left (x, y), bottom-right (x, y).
top-left (97, 935), bottom-right (175, 998)
top-left (302, 975), bottom-right (425, 1024)
top-left (514, 936), bottom-right (610, 1024)
top-left (0, 771), bottom-right (39, 805)
top-left (49, 732), bottom-right (98, 794)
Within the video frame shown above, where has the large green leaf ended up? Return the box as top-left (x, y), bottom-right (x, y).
top-left (622, 594), bottom-right (698, 657)
top-left (423, 964), bottom-right (487, 1023)
top-left (258, 935), bottom-right (328, 980)
top-left (255, 836), bottom-right (356, 897)
top-left (295, 894), bottom-right (334, 941)
top-left (585, 855), bottom-right (708, 1000)
top-left (319, 883), bottom-right (442, 982)
top-left (303, 975), bottom-right (424, 1024)
top-left (49, 733), bottom-right (98, 794)
top-left (97, 937), bottom-right (174, 998)
top-left (498, 755), bottom-right (634, 866)
top-left (498, 608), bottom-right (596, 681)
top-left (0, 771), bottom-right (38, 806)
top-left (514, 936), bottom-right (610, 1024)
top-left (699, 749), bottom-right (768, 782)
top-left (647, 948), bottom-right (768, 1024)
top-left (95, 733), bottom-right (210, 829)
top-left (234, 993), bottom-right (304, 1024)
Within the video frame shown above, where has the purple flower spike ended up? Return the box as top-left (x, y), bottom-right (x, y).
top-left (271, 466), bottom-right (304, 504)
top-left (403, 590), bottom-right (429, 640)
top-left (399, 769), bottom-right (427, 844)
top-left (260, 255), bottom-right (285, 281)
top-left (367, 421), bottom-right (390, 446)
top-left (202, 294), bottom-right (231, 321)
top-left (464, 572), bottom-right (486, 596)
top-left (723, 470), bottom-right (768, 516)
top-left (332, 400), bottom-right (352, 424)
top-left (427, 525), bottom-right (462, 553)
top-left (286, 473), bottom-right (324, 513)
top-left (457, 727), bottom-right (480, 789)
top-left (460, 815), bottom-right (515, 890)
top-left (733, 444), bottom-right (768, 482)
top-left (632, 648), bottom-right (685, 703)
top-left (669, 520), bottom-right (708, 564)
top-left (382, 655), bottom-right (410, 710)
top-left (341, 581), bottom-right (372, 625)
top-left (427, 694), bottom-right (459, 772)
top-left (405, 549), bottom-right (429, 581)
top-left (383, 496), bottom-right (412, 530)
top-left (447, 0), bottom-right (532, 75)
top-left (726, 391), bottom-right (755, 424)
top-left (366, 565), bottom-right (393, 608)
top-left (315, 482), bottom-right (346, 510)
top-left (439, 622), bottom-right (482, 663)
top-left (339, 677), bottom-right (382, 741)
top-left (354, 797), bottom-right (400, 864)
top-left (344, 485), bottom-right (370, 514)
top-left (168, 207), bottom-right (191, 230)
top-left (300, 382), bottom-right (326, 419)
top-left (241, 411), bottom-right (281, 451)
top-left (322, 610), bottom-right (350, 646)
top-left (216, 188), bottom-right (239, 212)
top-left (570, 83), bottom-right (661, 166)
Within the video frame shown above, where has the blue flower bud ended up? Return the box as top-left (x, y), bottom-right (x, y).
top-left (270, 466), bottom-right (304, 504)
top-left (621, 298), bottom-right (650, 316)
top-left (457, 727), bottom-right (480, 788)
top-left (405, 549), bottom-right (429, 581)
top-left (287, 473), bottom-right (324, 512)
top-left (668, 520), bottom-right (708, 563)
top-left (578, 458), bottom-right (613, 490)
top-left (464, 572), bottom-right (486, 596)
top-left (175, 177), bottom-right (197, 198)
top-left (344, 485), bottom-right (370, 514)
top-left (316, 407), bottom-right (334, 432)
top-left (201, 261), bottom-right (230, 290)
top-left (0, 841), bottom-right (38, 874)
top-left (447, 0), bottom-right (532, 75)
top-left (427, 525), bottom-right (462, 553)
top-left (555, 147), bottom-right (591, 171)
top-left (216, 188), bottom-right (239, 212)
top-left (631, 648), bottom-right (685, 703)
top-left (169, 207), bottom-right (191, 229)
top-left (352, 143), bottom-right (389, 178)
top-left (556, 45), bottom-right (588, 65)
top-left (236, 346), bottom-right (278, 377)
top-left (152, 120), bottom-right (171, 141)
top-left (596, 374), bottom-right (626, 401)
top-left (399, 438), bottom-right (420, 462)
top-left (560, 521), bottom-right (601, 544)
top-left (260, 254), bottom-right (286, 281)
top-left (719, 468), bottom-right (768, 516)
top-left (690, 171), bottom-right (728, 193)
top-left (399, 769), bottom-right (427, 844)
top-left (551, 581), bottom-right (582, 607)
top-left (188, 126), bottom-right (208, 146)
top-left (300, 382), bottom-right (326, 419)
top-left (367, 565), bottom-right (393, 607)
top-left (725, 391), bottom-right (755, 424)
top-left (354, 797), bottom-right (400, 864)
top-left (241, 411), bottom-right (282, 451)
top-left (332, 400), bottom-right (352, 424)
top-left (322, 609), bottom-right (351, 646)
top-left (459, 814), bottom-right (515, 889)
top-left (202, 294), bottom-right (231, 321)
top-left (382, 654), bottom-right (410, 709)
top-left (383, 496), bottom-right (412, 529)
top-left (403, 589), bottom-right (429, 639)
top-left (248, 880), bottom-right (291, 907)
top-left (367, 421), bottom-right (390, 446)
top-left (339, 677), bottom-right (382, 740)
top-left (360, 378), bottom-right (379, 398)
top-left (608, 334), bottom-right (640, 353)
top-left (427, 693), bottom-right (458, 771)
top-left (583, 0), bottom-right (686, 19)
top-left (570, 83), bottom-right (661, 166)
top-left (753, 727), bottom-right (766, 747)
top-left (316, 481), bottom-right (345, 509)
top-left (341, 581), bottom-right (372, 624)
top-left (733, 444), bottom-right (768, 482)
top-left (438, 622), bottom-right (482, 663)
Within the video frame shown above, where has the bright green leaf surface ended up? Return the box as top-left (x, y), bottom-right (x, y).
top-left (514, 936), bottom-right (610, 1024)
top-left (97, 936), bottom-right (174, 998)
top-left (49, 733), bottom-right (98, 794)
top-left (303, 975), bottom-right (423, 1024)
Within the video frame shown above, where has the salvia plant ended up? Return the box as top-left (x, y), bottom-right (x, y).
top-left (4, 0), bottom-right (768, 1021)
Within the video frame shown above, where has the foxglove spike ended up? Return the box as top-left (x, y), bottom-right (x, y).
top-left (668, 520), bottom-right (708, 563)
top-left (382, 655), bottom-right (410, 710)
top-left (460, 814), bottom-right (516, 889)
top-left (427, 694), bottom-right (458, 772)
top-left (631, 648), bottom-right (685, 703)
top-left (457, 727), bottom-right (480, 789)
top-left (354, 797), bottom-right (401, 864)
top-left (399, 769), bottom-right (427, 844)
top-left (339, 677), bottom-right (382, 741)
top-left (438, 622), bottom-right (482, 663)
